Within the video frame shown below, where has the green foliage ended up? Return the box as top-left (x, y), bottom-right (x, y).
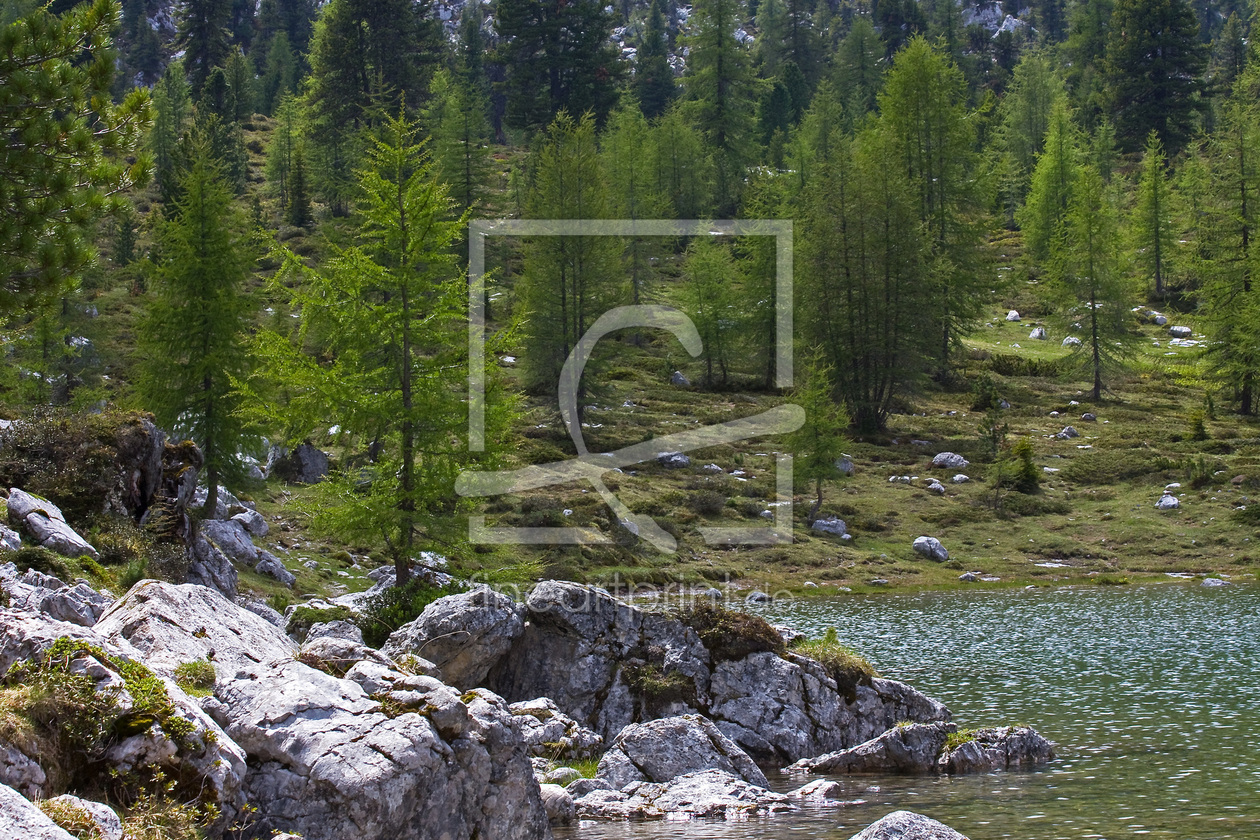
top-left (423, 69), bottom-right (493, 218)
top-left (285, 604), bottom-right (355, 641)
top-left (38, 798), bottom-right (102, 840)
top-left (358, 577), bottom-right (457, 648)
top-left (687, 490), bottom-right (727, 515)
top-left (8, 546), bottom-right (75, 580)
top-left (635, 0), bottom-right (676, 119)
top-left (621, 661), bottom-right (696, 706)
top-left (1018, 100), bottom-right (1082, 264)
top-left (970, 374), bottom-right (1001, 411)
top-left (137, 141), bottom-right (256, 517)
top-left (1002, 437), bottom-right (1040, 494)
top-left (177, 0), bottom-right (232, 91)
top-left (1187, 410), bottom-right (1209, 441)
top-left (0, 0), bottom-right (151, 317)
top-left (681, 0), bottom-right (760, 213)
top-left (246, 110), bottom-right (507, 580)
top-left (1104, 0), bottom-right (1206, 154)
top-left (1062, 449), bottom-right (1177, 484)
top-left (172, 660), bottom-right (216, 697)
top-left (676, 603), bottom-right (786, 662)
top-left (682, 239), bottom-right (741, 388)
top-left (1132, 131), bottom-right (1176, 299)
top-left (789, 357), bottom-right (851, 517)
top-left (791, 626), bottom-right (878, 702)
top-left (944, 727), bottom-right (979, 751)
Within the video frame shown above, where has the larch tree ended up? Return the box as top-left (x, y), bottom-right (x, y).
top-left (682, 237), bottom-right (741, 387)
top-left (138, 142), bottom-right (254, 517)
top-left (247, 112), bottom-right (500, 584)
top-left (1054, 165), bottom-right (1134, 402)
top-left (635, 0), bottom-right (677, 119)
top-left (1132, 131), bottom-right (1176, 300)
top-left (877, 36), bottom-right (985, 375)
top-left (1018, 99), bottom-right (1084, 264)
top-left (424, 69), bottom-right (494, 220)
top-left (518, 113), bottom-right (624, 403)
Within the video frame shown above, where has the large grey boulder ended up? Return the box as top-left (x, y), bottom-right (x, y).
top-left (1, 564), bottom-right (113, 627)
top-left (539, 784), bottom-right (576, 824)
top-left (94, 580), bottom-right (296, 674)
top-left (848, 810), bottom-right (969, 840)
top-left (1156, 494), bottom-right (1181, 510)
top-left (271, 442), bottom-right (330, 484)
top-left (0, 605), bottom-right (118, 675)
top-left (0, 523), bottom-right (21, 551)
top-left (255, 550), bottom-right (296, 588)
top-left (912, 536), bottom-right (949, 562)
top-left (383, 587), bottom-right (524, 691)
top-left (0, 783), bottom-right (76, 840)
top-left (810, 516), bottom-right (848, 536)
top-left (6, 488), bottom-right (98, 559)
top-left (232, 509), bottom-right (269, 537)
top-left (788, 722), bottom-right (955, 774)
top-left (597, 715), bottom-right (767, 790)
top-left (187, 533), bottom-right (238, 598)
top-left (1169, 325), bottom-right (1192, 338)
top-left (298, 635), bottom-right (393, 676)
top-left (509, 697), bottom-right (604, 759)
top-left (0, 740), bottom-right (47, 798)
top-left (573, 769), bottom-right (793, 821)
top-left (200, 518), bottom-right (258, 565)
top-left (490, 582), bottom-right (950, 766)
top-left (489, 582), bottom-right (711, 743)
top-left (938, 725), bottom-right (1054, 773)
top-left (208, 661), bottom-right (551, 840)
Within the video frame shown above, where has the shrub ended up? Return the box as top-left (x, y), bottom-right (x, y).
top-left (172, 660), bottom-right (216, 697)
top-left (39, 798), bottom-right (102, 840)
top-left (357, 577), bottom-right (457, 648)
top-left (284, 604), bottom-right (355, 642)
top-left (1001, 438), bottom-right (1039, 494)
top-left (621, 662), bottom-right (696, 707)
top-left (687, 490), bottom-right (726, 516)
top-left (1188, 410), bottom-right (1209, 442)
top-left (7, 546), bottom-right (74, 579)
top-left (990, 354), bottom-right (1062, 377)
top-left (944, 728), bottom-right (979, 751)
top-left (676, 603), bottom-right (785, 662)
top-left (791, 627), bottom-right (878, 702)
top-left (970, 373), bottom-right (1000, 411)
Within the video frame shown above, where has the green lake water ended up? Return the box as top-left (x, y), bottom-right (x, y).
top-left (556, 581), bottom-right (1260, 840)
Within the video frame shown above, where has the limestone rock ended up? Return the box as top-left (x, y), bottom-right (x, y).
top-left (670, 371), bottom-right (690, 387)
top-left (200, 518), bottom-right (257, 565)
top-left (187, 534), bottom-right (238, 598)
top-left (573, 769), bottom-right (794, 821)
top-left (810, 516), bottom-right (847, 536)
top-left (6, 488), bottom-right (98, 560)
top-left (1169, 325), bottom-right (1192, 338)
top-left (539, 784), bottom-right (576, 824)
top-left (848, 810), bottom-right (969, 840)
top-left (383, 587), bottom-right (524, 691)
top-left (938, 725), bottom-right (1054, 773)
top-left (931, 452), bottom-right (968, 470)
top-left (1062, 336), bottom-right (1082, 348)
top-left (0, 524), bottom-right (21, 551)
top-left (925, 480), bottom-right (946, 495)
top-left (912, 536), bottom-right (949, 562)
top-left (836, 455), bottom-right (855, 476)
top-left (271, 442), bottom-right (330, 484)
top-left (791, 779), bottom-right (845, 801)
top-left (254, 551), bottom-right (295, 588)
top-left (1005, 310), bottom-right (1020, 321)
top-left (597, 715), bottom-right (767, 790)
top-left (0, 783), bottom-right (77, 840)
top-left (45, 794), bottom-right (123, 840)
top-left (94, 580), bottom-right (296, 675)
top-left (788, 722), bottom-right (955, 774)
top-left (231, 509), bottom-right (268, 537)
top-left (0, 741), bottom-right (46, 798)
top-left (1029, 326), bottom-right (1047, 340)
top-left (952, 474), bottom-right (969, 484)
top-left (211, 661), bottom-right (551, 840)
top-left (1056, 426), bottom-right (1080, 440)
top-left (1201, 577), bottom-right (1228, 587)
top-left (1156, 495), bottom-right (1180, 510)
top-left (510, 697), bottom-right (604, 759)
top-left (299, 635), bottom-right (393, 676)
top-left (543, 767), bottom-right (582, 786)
top-left (309, 620), bottom-right (364, 643)
top-left (657, 451), bottom-right (691, 468)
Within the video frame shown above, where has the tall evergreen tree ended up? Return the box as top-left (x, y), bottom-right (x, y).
top-left (652, 104), bottom-right (715, 218)
top-left (878, 37), bottom-right (985, 373)
top-left (1132, 131), bottom-right (1175, 299)
top-left (1018, 99), bottom-right (1083, 262)
top-left (800, 121), bottom-right (932, 431)
top-left (178, 0), bottom-right (233, 92)
top-left (258, 30), bottom-right (300, 115)
top-left (602, 101), bottom-right (667, 316)
top-left (265, 96), bottom-right (300, 208)
top-left (138, 142), bottom-right (254, 517)
top-left (518, 113), bottom-right (623, 400)
top-left (494, 0), bottom-right (624, 131)
top-left (1063, 0), bottom-right (1113, 127)
top-left (424, 69), bottom-right (494, 219)
top-left (1104, 0), bottom-right (1207, 154)
top-left (994, 49), bottom-right (1067, 205)
top-left (833, 16), bottom-right (883, 122)
top-left (151, 62), bottom-right (192, 208)
top-left (682, 238), bottom-right (741, 387)
top-left (1055, 166), bottom-right (1133, 401)
top-left (680, 0), bottom-right (760, 214)
top-left (248, 112), bottom-right (493, 584)
top-left (636, 0), bottom-right (677, 119)
top-left (286, 145), bottom-right (311, 227)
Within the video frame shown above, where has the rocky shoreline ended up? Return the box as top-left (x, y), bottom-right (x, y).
top-left (0, 424), bottom-right (1054, 839)
top-left (1, 562), bottom-right (1054, 839)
